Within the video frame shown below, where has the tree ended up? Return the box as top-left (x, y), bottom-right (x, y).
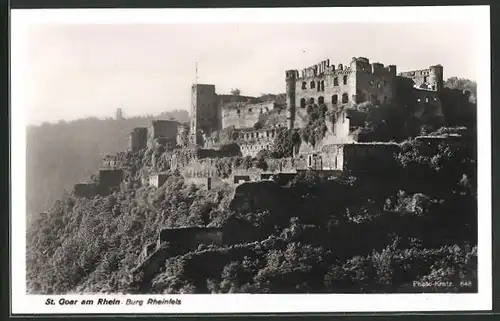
top-left (230, 88), bottom-right (241, 96)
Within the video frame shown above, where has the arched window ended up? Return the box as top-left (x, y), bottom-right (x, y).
top-left (300, 98), bottom-right (306, 108)
top-left (308, 97), bottom-right (315, 105)
top-left (317, 81), bottom-right (321, 92)
top-left (318, 96), bottom-right (325, 105)
top-left (332, 94), bottom-right (338, 105)
top-left (343, 75), bottom-right (348, 85)
top-left (310, 81), bottom-right (315, 89)
top-left (342, 93), bottom-right (349, 103)
top-left (248, 108), bottom-right (253, 113)
top-left (334, 77), bottom-right (339, 86)
top-left (321, 80), bottom-right (325, 91)
top-left (302, 82), bottom-right (307, 89)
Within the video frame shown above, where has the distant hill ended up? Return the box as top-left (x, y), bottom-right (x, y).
top-left (26, 109), bottom-right (189, 220)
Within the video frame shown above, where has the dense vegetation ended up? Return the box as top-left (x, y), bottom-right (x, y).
top-left (27, 124), bottom-right (477, 294)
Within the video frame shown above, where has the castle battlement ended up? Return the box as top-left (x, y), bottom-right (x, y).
top-left (294, 57), bottom-right (397, 82)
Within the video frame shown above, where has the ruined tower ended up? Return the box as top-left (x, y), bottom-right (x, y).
top-left (285, 69), bottom-right (298, 129)
top-left (429, 64), bottom-right (444, 91)
top-left (190, 84), bottom-right (219, 145)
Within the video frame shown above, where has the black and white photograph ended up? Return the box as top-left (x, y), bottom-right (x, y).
top-left (11, 6), bottom-right (491, 314)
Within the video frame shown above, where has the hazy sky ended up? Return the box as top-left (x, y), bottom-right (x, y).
top-left (17, 22), bottom-right (479, 125)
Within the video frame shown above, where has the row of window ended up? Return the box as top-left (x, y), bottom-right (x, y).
top-left (300, 93), bottom-right (349, 108)
top-left (301, 75), bottom-right (349, 91)
top-left (240, 130), bottom-right (278, 140)
top-left (235, 107), bottom-right (270, 115)
top-left (242, 144), bottom-right (272, 150)
top-left (417, 97), bottom-right (438, 103)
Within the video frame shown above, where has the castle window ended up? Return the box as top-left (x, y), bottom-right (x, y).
top-left (332, 94), bottom-right (338, 105)
top-left (417, 98), bottom-right (421, 102)
top-left (425, 97), bottom-right (429, 103)
top-left (237, 109), bottom-right (241, 115)
top-left (342, 93), bottom-right (349, 103)
top-left (307, 154), bottom-right (313, 168)
top-left (300, 98), bottom-right (306, 108)
top-left (317, 81), bottom-right (321, 92)
top-left (424, 76), bottom-right (428, 83)
top-left (302, 82), bottom-right (307, 89)
top-left (321, 80), bottom-right (325, 91)
top-left (308, 97), bottom-right (315, 105)
top-left (310, 81), bottom-right (315, 89)
top-left (343, 75), bottom-right (348, 85)
top-left (318, 96), bottom-right (325, 105)
top-left (334, 77), bottom-right (339, 86)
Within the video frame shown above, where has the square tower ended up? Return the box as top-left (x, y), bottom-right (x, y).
top-left (190, 84), bottom-right (219, 144)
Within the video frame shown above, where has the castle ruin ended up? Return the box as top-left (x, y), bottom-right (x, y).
top-left (89, 55), bottom-right (468, 194)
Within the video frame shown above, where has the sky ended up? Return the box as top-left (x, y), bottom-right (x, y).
top-left (14, 20), bottom-right (480, 125)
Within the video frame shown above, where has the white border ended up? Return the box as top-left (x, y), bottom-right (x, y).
top-left (11, 6), bottom-right (492, 315)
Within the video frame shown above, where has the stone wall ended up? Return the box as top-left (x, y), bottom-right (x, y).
top-left (302, 143), bottom-right (400, 172)
top-left (414, 135), bottom-right (463, 155)
top-left (101, 153), bottom-right (127, 169)
top-left (149, 173), bottom-right (168, 188)
top-left (411, 88), bottom-right (445, 124)
top-left (168, 148), bottom-right (198, 171)
top-left (297, 109), bottom-right (358, 155)
top-left (181, 159), bottom-right (218, 177)
top-left (131, 217), bottom-right (260, 283)
top-left (342, 143), bottom-right (400, 172)
top-left (150, 120), bottom-right (179, 140)
top-left (229, 180), bottom-right (287, 214)
top-left (355, 60), bottom-right (397, 106)
top-left (159, 227), bottom-right (224, 254)
top-left (98, 169), bottom-right (124, 191)
top-left (221, 101), bottom-right (276, 129)
top-left (398, 65), bottom-right (443, 91)
top-left (73, 182), bottom-right (98, 198)
top-left (289, 57), bottom-right (398, 129)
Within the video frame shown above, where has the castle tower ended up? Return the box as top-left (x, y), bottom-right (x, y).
top-left (429, 64), bottom-right (444, 91)
top-left (190, 84), bottom-right (219, 145)
top-left (116, 108), bottom-right (123, 120)
top-left (285, 69), bottom-right (298, 129)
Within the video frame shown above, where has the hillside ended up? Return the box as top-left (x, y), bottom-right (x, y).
top-left (26, 110), bottom-right (189, 221)
top-left (25, 79), bottom-right (478, 294)
top-left (26, 127), bottom-right (477, 294)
